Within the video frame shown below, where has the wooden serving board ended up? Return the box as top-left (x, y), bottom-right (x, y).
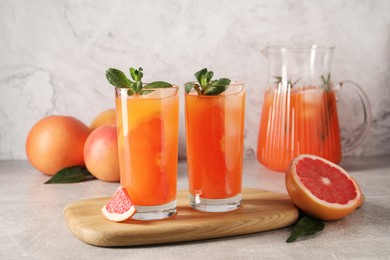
top-left (64, 188), bottom-right (298, 247)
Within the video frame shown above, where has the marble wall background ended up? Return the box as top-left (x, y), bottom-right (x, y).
top-left (1, 0), bottom-right (389, 160)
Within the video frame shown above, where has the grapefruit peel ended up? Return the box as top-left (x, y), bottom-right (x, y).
top-left (286, 154), bottom-right (362, 221)
top-left (101, 186), bottom-right (136, 222)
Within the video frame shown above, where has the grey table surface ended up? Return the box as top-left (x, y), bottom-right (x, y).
top-left (1, 156), bottom-right (389, 259)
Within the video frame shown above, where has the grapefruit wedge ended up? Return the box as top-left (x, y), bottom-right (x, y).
top-left (286, 154), bottom-right (362, 221)
top-left (102, 186), bottom-right (136, 222)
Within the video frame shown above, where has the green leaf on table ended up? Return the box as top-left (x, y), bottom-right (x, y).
top-left (44, 166), bottom-right (95, 184)
top-left (286, 215), bottom-right (325, 243)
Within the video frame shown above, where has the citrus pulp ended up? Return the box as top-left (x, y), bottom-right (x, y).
top-left (286, 154), bottom-right (362, 220)
top-left (101, 186), bottom-right (136, 222)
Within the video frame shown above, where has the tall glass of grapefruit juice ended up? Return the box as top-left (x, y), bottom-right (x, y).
top-left (185, 82), bottom-right (245, 212)
top-left (257, 45), bottom-right (371, 172)
top-left (115, 87), bottom-right (179, 220)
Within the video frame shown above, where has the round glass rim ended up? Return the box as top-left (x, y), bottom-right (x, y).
top-left (262, 44), bottom-right (335, 52)
top-left (115, 85), bottom-right (179, 100)
top-left (184, 81), bottom-right (245, 98)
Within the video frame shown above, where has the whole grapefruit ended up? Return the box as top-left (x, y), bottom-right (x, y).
top-left (286, 154), bottom-right (362, 220)
top-left (90, 109), bottom-right (116, 130)
top-left (83, 125), bottom-right (120, 182)
top-left (26, 115), bottom-right (91, 175)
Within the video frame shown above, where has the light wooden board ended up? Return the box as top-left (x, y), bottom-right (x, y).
top-left (64, 188), bottom-right (298, 247)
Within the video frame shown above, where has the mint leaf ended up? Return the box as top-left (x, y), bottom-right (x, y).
top-left (286, 215), bottom-right (325, 243)
top-left (211, 78), bottom-right (231, 86)
top-left (189, 68), bottom-right (231, 95)
top-left (274, 76), bottom-right (301, 89)
top-left (204, 85), bottom-right (227, 96)
top-left (136, 67), bottom-right (143, 81)
top-left (140, 89), bottom-right (155, 95)
top-left (129, 67), bottom-right (137, 81)
top-left (45, 166), bottom-right (95, 184)
top-left (203, 86), bottom-right (217, 95)
top-left (106, 67), bottom-right (172, 95)
top-left (185, 82), bottom-right (194, 94)
top-left (204, 71), bottom-right (214, 85)
top-left (195, 68), bottom-right (208, 85)
top-left (321, 73), bottom-right (331, 91)
top-left (144, 81), bottom-right (172, 89)
top-left (129, 67), bottom-right (143, 82)
top-left (127, 88), bottom-right (135, 96)
top-left (129, 82), bottom-right (137, 93)
top-left (106, 68), bottom-right (132, 88)
top-left (135, 81), bottom-right (142, 92)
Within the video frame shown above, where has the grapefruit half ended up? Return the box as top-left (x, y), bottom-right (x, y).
top-left (101, 187), bottom-right (136, 222)
top-left (286, 154), bottom-right (362, 221)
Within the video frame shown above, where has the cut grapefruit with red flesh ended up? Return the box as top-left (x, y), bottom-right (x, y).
top-left (101, 187), bottom-right (136, 222)
top-left (286, 154), bottom-right (362, 221)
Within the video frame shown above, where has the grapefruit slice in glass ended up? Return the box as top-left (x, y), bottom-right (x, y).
top-left (101, 186), bottom-right (136, 222)
top-left (286, 154), bottom-right (362, 220)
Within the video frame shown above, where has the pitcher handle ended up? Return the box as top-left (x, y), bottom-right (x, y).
top-left (336, 80), bottom-right (372, 154)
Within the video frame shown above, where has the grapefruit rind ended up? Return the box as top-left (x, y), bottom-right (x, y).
top-left (101, 187), bottom-right (136, 222)
top-left (286, 154), bottom-right (362, 220)
top-left (101, 205), bottom-right (136, 222)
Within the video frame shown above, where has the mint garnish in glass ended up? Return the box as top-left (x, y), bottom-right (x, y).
top-left (185, 68), bottom-right (231, 95)
top-left (105, 67), bottom-right (172, 95)
top-left (321, 73), bottom-right (331, 91)
top-left (273, 76), bottom-right (301, 89)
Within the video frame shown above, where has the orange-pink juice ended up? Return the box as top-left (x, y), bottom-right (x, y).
top-left (185, 86), bottom-right (245, 199)
top-left (257, 87), bottom-right (341, 172)
top-left (115, 88), bottom-right (179, 206)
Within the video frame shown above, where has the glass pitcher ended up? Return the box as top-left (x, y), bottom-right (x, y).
top-left (256, 45), bottom-right (371, 172)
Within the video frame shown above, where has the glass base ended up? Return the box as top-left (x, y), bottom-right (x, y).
top-left (132, 200), bottom-right (177, 220)
top-left (189, 194), bottom-right (242, 212)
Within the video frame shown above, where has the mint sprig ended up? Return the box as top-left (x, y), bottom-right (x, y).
top-left (321, 73), bottom-right (331, 91)
top-left (185, 68), bottom-right (231, 95)
top-left (106, 67), bottom-right (173, 95)
top-left (274, 76), bottom-right (301, 89)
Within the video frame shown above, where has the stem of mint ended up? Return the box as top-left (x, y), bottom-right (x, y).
top-left (273, 76), bottom-right (301, 89)
top-left (321, 73), bottom-right (331, 91)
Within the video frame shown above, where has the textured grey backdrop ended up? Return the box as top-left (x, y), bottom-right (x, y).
top-left (1, 0), bottom-right (389, 159)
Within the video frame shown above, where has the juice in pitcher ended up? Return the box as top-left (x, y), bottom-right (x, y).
top-left (256, 45), bottom-right (371, 172)
top-left (257, 86), bottom-right (341, 172)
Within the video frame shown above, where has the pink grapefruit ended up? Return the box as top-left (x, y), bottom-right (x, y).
top-left (101, 187), bottom-right (136, 222)
top-left (286, 154), bottom-right (362, 220)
